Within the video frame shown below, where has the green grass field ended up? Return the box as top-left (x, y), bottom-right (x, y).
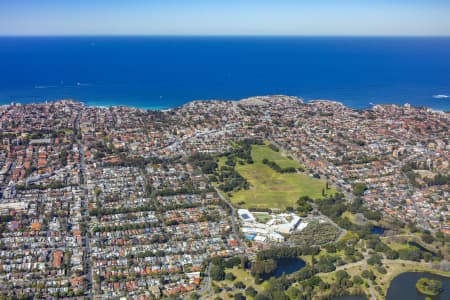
top-left (252, 144), bottom-right (300, 169)
top-left (229, 144), bottom-right (335, 209)
top-left (254, 212), bottom-right (272, 223)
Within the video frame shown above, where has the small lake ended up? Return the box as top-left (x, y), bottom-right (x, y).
top-left (408, 241), bottom-right (436, 256)
top-left (370, 226), bottom-right (385, 235)
top-left (274, 257), bottom-right (306, 277)
top-left (387, 272), bottom-right (450, 300)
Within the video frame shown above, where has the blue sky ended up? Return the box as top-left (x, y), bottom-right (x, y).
top-left (0, 0), bottom-right (449, 36)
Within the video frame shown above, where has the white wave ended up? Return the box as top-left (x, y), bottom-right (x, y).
top-left (432, 94), bottom-right (449, 99)
top-left (76, 82), bottom-right (91, 87)
top-left (64, 82), bottom-right (92, 88)
top-left (34, 85), bottom-right (57, 89)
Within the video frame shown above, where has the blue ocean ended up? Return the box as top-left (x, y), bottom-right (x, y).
top-left (0, 37), bottom-right (449, 110)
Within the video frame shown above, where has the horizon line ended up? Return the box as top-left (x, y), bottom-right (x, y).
top-left (1, 34), bottom-right (450, 38)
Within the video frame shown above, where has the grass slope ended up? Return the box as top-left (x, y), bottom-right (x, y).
top-left (251, 144), bottom-right (300, 169)
top-left (230, 144), bottom-right (334, 209)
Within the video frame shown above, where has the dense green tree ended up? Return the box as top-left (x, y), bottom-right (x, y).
top-left (325, 243), bottom-right (337, 253)
top-left (296, 196), bottom-right (313, 215)
top-left (422, 233), bottom-right (434, 244)
top-left (361, 270), bottom-right (376, 281)
top-left (255, 294), bottom-right (270, 300)
top-left (251, 259), bottom-right (277, 280)
top-left (234, 281), bottom-right (246, 289)
top-left (225, 272), bottom-right (236, 281)
top-left (188, 153), bottom-right (218, 174)
top-left (353, 275), bottom-right (364, 285)
top-left (245, 287), bottom-right (257, 297)
top-left (286, 286), bottom-right (300, 299)
top-left (211, 265), bottom-right (226, 281)
top-left (386, 249), bottom-right (399, 259)
top-left (234, 293), bottom-right (246, 300)
top-left (367, 254), bottom-right (383, 266)
top-left (398, 248), bottom-right (422, 261)
top-left (296, 265), bottom-right (314, 281)
top-left (352, 183), bottom-right (367, 196)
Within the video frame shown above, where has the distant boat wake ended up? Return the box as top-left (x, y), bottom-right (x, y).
top-left (34, 85), bottom-right (57, 89)
top-left (432, 94), bottom-right (449, 99)
top-left (76, 82), bottom-right (91, 87)
top-left (35, 82), bottom-right (91, 89)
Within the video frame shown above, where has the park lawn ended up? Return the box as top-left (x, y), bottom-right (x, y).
top-left (382, 236), bottom-right (443, 259)
top-left (301, 249), bottom-right (328, 265)
top-left (342, 211), bottom-right (365, 224)
top-left (382, 239), bottom-right (411, 251)
top-left (229, 144), bottom-right (335, 209)
top-left (213, 267), bottom-right (267, 300)
top-left (318, 264), bottom-right (383, 299)
top-left (232, 164), bottom-right (328, 209)
top-left (217, 156), bottom-right (227, 169)
top-left (342, 211), bottom-right (355, 221)
top-left (340, 231), bottom-right (360, 242)
top-left (252, 144), bottom-right (301, 169)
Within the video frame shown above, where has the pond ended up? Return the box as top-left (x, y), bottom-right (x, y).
top-left (370, 226), bottom-right (385, 235)
top-left (273, 257), bottom-right (306, 277)
top-left (408, 241), bottom-right (436, 256)
top-left (387, 272), bottom-right (450, 300)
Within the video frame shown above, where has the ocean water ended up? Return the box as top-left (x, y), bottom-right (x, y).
top-left (0, 36), bottom-right (449, 110)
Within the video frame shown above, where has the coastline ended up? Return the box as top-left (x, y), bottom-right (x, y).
top-left (2, 96), bottom-right (449, 112)
top-left (86, 102), bottom-right (171, 111)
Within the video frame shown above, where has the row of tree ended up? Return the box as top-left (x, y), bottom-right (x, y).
top-left (262, 159), bottom-right (297, 173)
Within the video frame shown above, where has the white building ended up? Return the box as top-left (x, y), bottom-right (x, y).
top-left (237, 209), bottom-right (256, 223)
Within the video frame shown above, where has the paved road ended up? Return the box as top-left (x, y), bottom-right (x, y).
top-left (74, 112), bottom-right (93, 300)
top-left (197, 262), bottom-right (212, 297)
top-left (199, 187), bottom-right (245, 298)
top-left (198, 184), bottom-right (245, 298)
top-left (214, 187), bottom-right (241, 244)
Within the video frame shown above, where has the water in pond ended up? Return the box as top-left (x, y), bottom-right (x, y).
top-left (408, 241), bottom-right (436, 256)
top-left (273, 258), bottom-right (306, 277)
top-left (370, 226), bottom-right (385, 235)
top-left (387, 272), bottom-right (450, 300)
